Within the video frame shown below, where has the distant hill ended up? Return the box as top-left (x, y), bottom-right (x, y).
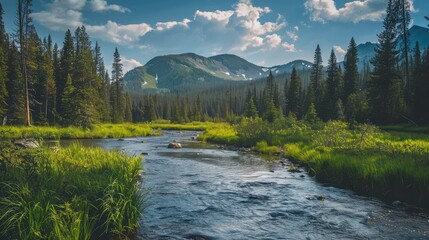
top-left (124, 53), bottom-right (272, 92)
top-left (270, 60), bottom-right (312, 75)
top-left (124, 25), bottom-right (429, 93)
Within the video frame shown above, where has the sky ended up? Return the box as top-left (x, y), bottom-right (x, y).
top-left (1, 0), bottom-right (428, 73)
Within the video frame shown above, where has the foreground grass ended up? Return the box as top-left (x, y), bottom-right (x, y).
top-left (198, 118), bottom-right (429, 209)
top-left (0, 143), bottom-right (144, 239)
top-left (0, 123), bottom-right (161, 139)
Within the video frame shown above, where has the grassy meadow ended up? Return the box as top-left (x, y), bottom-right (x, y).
top-left (0, 123), bottom-right (161, 139)
top-left (0, 142), bottom-right (144, 239)
top-left (198, 118), bottom-right (429, 209)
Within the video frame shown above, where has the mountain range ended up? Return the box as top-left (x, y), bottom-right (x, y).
top-left (124, 25), bottom-right (429, 93)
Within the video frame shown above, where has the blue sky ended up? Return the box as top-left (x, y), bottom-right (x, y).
top-left (1, 0), bottom-right (428, 72)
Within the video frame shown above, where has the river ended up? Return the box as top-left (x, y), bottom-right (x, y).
top-left (68, 131), bottom-right (429, 240)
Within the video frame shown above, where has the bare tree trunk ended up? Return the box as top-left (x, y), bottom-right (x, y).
top-left (17, 0), bottom-right (31, 127)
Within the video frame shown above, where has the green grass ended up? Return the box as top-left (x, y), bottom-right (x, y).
top-left (198, 118), bottom-right (429, 209)
top-left (150, 121), bottom-right (217, 131)
top-left (0, 123), bottom-right (161, 139)
top-left (0, 143), bottom-right (144, 239)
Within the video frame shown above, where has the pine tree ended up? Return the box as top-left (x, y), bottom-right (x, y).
top-left (111, 47), bottom-right (125, 123)
top-left (326, 49), bottom-right (340, 119)
top-left (244, 89), bottom-right (258, 118)
top-left (305, 102), bottom-right (319, 124)
top-left (287, 67), bottom-right (301, 117)
top-left (309, 44), bottom-right (324, 117)
top-left (60, 74), bottom-right (75, 126)
top-left (368, 0), bottom-right (405, 124)
top-left (72, 26), bottom-right (100, 127)
top-left (58, 30), bottom-right (74, 116)
top-left (6, 44), bottom-right (25, 124)
top-left (343, 38), bottom-right (359, 100)
top-left (310, 44), bottom-right (323, 93)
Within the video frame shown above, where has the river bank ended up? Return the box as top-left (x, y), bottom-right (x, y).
top-left (197, 118), bottom-right (429, 210)
top-left (0, 142), bottom-right (143, 239)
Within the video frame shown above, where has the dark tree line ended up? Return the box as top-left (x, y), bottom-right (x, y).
top-left (0, 0), bottom-right (428, 126)
top-left (0, 1), bottom-right (130, 127)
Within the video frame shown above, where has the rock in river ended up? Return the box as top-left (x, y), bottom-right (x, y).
top-left (168, 142), bottom-right (182, 149)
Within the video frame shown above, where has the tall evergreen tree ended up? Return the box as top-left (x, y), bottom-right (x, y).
top-left (309, 44), bottom-right (324, 116)
top-left (111, 47), bottom-right (125, 123)
top-left (310, 44), bottom-right (323, 93)
top-left (71, 26), bottom-right (100, 127)
top-left (6, 44), bottom-right (25, 124)
top-left (343, 37), bottom-right (359, 100)
top-left (287, 67), bottom-right (301, 117)
top-left (58, 30), bottom-right (74, 116)
top-left (326, 49), bottom-right (341, 119)
top-left (368, 0), bottom-right (405, 124)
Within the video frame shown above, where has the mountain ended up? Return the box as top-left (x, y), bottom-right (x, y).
top-left (123, 25), bottom-right (429, 93)
top-left (270, 60), bottom-right (312, 75)
top-left (408, 25), bottom-right (429, 52)
top-left (353, 25), bottom-right (429, 71)
top-left (124, 53), bottom-right (271, 92)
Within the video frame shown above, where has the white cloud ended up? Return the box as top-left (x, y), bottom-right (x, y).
top-left (156, 19), bottom-right (192, 31)
top-left (90, 0), bottom-right (130, 13)
top-left (86, 21), bottom-right (153, 44)
top-left (266, 34), bottom-right (282, 49)
top-left (294, 26), bottom-right (299, 31)
top-left (333, 45), bottom-right (347, 56)
top-left (32, 0), bottom-right (85, 30)
top-left (304, 0), bottom-right (415, 23)
top-left (194, 10), bottom-right (234, 25)
top-left (122, 56), bottom-right (143, 73)
top-left (286, 31), bottom-right (298, 42)
top-left (282, 42), bottom-right (296, 52)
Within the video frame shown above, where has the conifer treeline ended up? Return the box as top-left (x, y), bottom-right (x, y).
top-left (131, 0), bottom-right (429, 125)
top-left (0, 1), bottom-right (130, 127)
top-left (0, 0), bottom-right (428, 126)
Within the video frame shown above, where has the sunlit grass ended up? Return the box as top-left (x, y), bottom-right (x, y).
top-left (0, 143), bottom-right (144, 239)
top-left (198, 118), bottom-right (429, 208)
top-left (0, 123), bottom-right (161, 139)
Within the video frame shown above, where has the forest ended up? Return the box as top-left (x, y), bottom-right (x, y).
top-left (0, 1), bottom-right (428, 128)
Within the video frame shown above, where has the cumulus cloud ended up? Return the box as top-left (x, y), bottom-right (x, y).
top-left (266, 34), bottom-right (282, 49)
top-left (304, 0), bottom-right (415, 23)
top-left (156, 19), bottom-right (192, 31)
top-left (122, 57), bottom-right (143, 73)
top-left (194, 10), bottom-right (234, 25)
top-left (33, 0), bottom-right (296, 60)
top-left (86, 21), bottom-right (152, 44)
top-left (32, 0), bottom-right (85, 30)
top-left (90, 0), bottom-right (130, 13)
top-left (282, 42), bottom-right (296, 52)
top-left (333, 45), bottom-right (347, 56)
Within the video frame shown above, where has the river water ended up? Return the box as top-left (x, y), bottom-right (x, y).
top-left (70, 131), bottom-right (429, 240)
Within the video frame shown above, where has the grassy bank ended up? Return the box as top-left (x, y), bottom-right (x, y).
top-left (0, 142), bottom-right (144, 239)
top-left (0, 123), bottom-right (161, 139)
top-left (198, 118), bottom-right (429, 209)
top-left (149, 121), bottom-right (218, 131)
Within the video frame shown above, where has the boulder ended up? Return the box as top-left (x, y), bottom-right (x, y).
top-left (168, 142), bottom-right (182, 149)
top-left (13, 139), bottom-right (40, 149)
